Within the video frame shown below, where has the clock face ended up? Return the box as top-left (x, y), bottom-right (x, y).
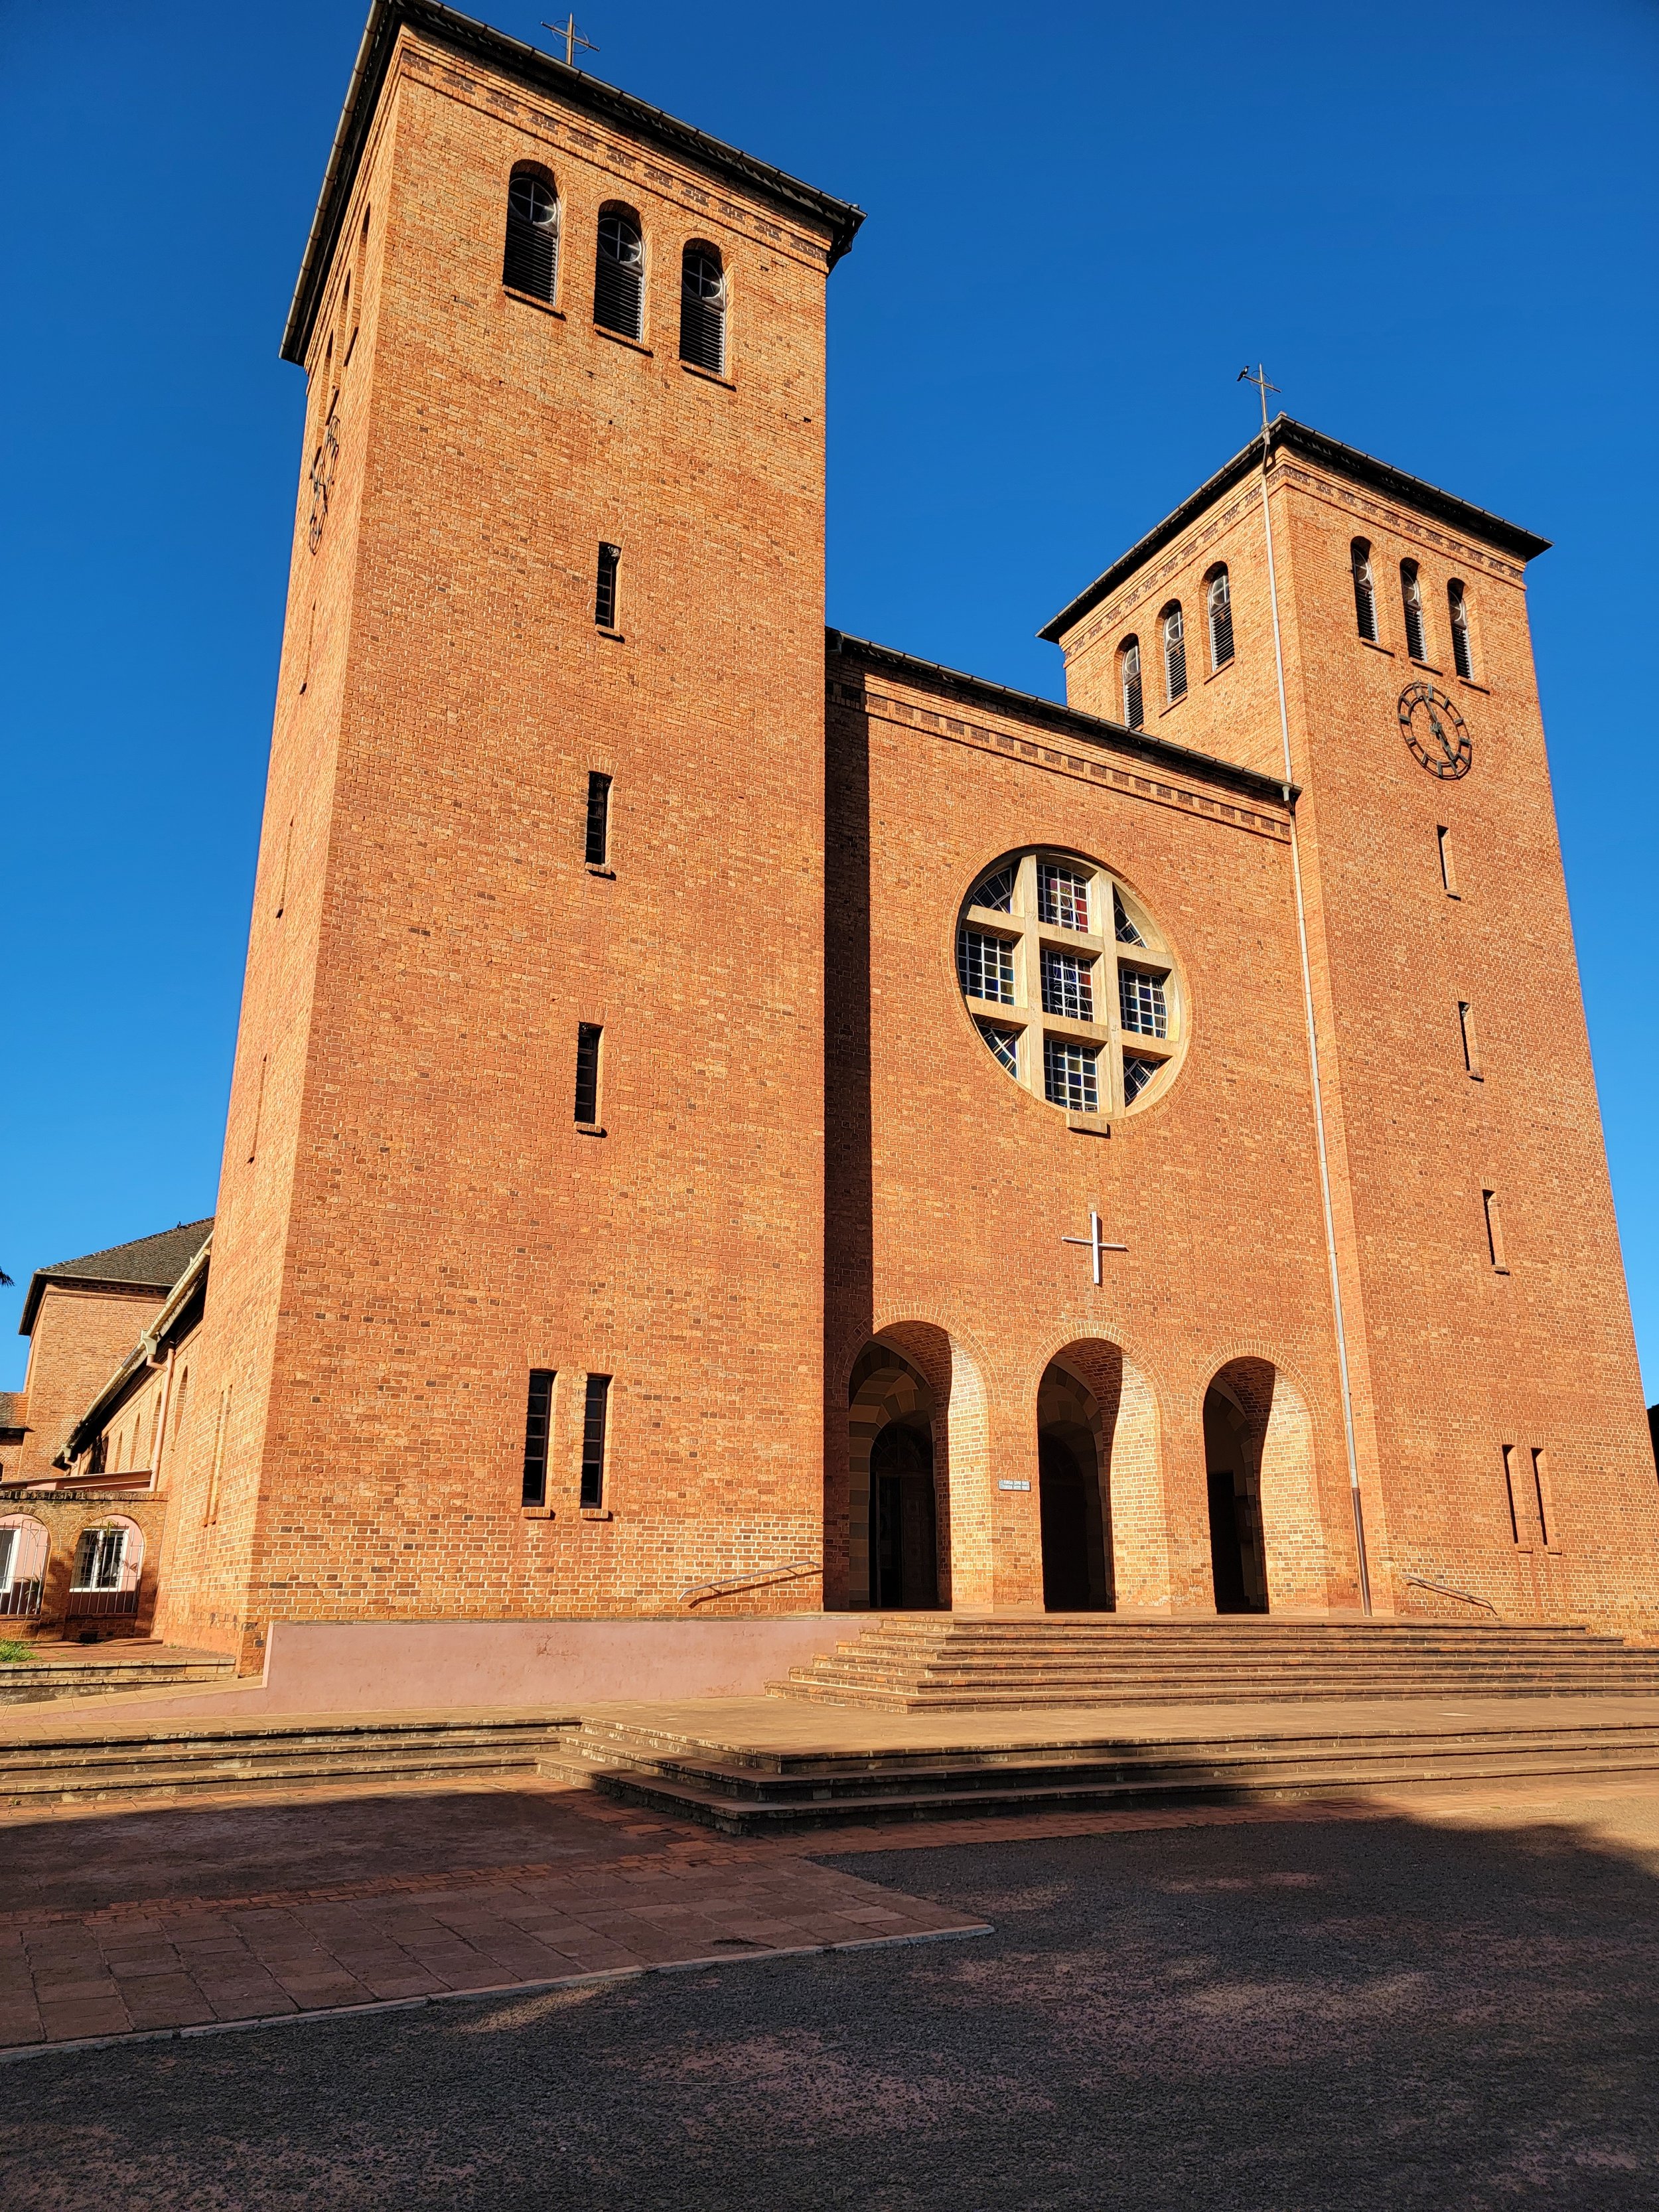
top-left (1398, 682), bottom-right (1471, 779)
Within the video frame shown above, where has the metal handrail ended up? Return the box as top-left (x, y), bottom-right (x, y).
top-left (1403, 1574), bottom-right (1500, 1619)
top-left (681, 1558), bottom-right (822, 1607)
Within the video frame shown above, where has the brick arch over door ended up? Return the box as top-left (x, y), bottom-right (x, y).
top-left (1043, 1338), bottom-right (1165, 1608)
top-left (1207, 1355), bottom-right (1327, 1610)
top-left (847, 1341), bottom-right (942, 1608)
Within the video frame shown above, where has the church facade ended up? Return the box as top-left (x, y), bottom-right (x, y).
top-left (58, 0), bottom-right (1653, 1664)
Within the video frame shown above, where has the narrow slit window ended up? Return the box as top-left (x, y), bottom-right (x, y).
top-left (1162, 604), bottom-right (1187, 702)
top-left (522, 1369), bottom-right (555, 1507)
top-left (503, 170), bottom-right (560, 302)
top-left (594, 207), bottom-right (644, 339)
top-left (1531, 1448), bottom-right (1551, 1548)
top-left (1352, 540), bottom-right (1378, 642)
top-left (1459, 1001), bottom-right (1482, 1077)
top-left (1448, 580), bottom-right (1474, 679)
top-left (579, 1374), bottom-right (611, 1507)
top-left (1120, 638), bottom-right (1143, 729)
top-left (1206, 567), bottom-right (1234, 668)
top-left (585, 772), bottom-right (613, 865)
top-left (595, 542), bottom-right (620, 629)
top-left (680, 243), bottom-right (726, 372)
top-left (1482, 1188), bottom-right (1508, 1272)
top-left (574, 1023), bottom-right (603, 1124)
top-left (1043, 1037), bottom-right (1098, 1114)
top-left (1501, 1446), bottom-right (1520, 1543)
top-left (1437, 824), bottom-right (1459, 896)
top-left (1401, 560), bottom-right (1427, 661)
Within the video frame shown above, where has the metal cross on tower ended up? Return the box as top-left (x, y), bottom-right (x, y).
top-left (1061, 1211), bottom-right (1127, 1287)
top-left (542, 13), bottom-right (598, 65)
top-left (1238, 362), bottom-right (1281, 434)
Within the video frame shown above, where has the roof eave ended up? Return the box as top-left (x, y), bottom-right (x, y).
top-left (281, 0), bottom-right (864, 367)
top-left (1039, 416), bottom-right (1551, 644)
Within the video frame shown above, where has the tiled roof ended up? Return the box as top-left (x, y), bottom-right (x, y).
top-left (19, 1218), bottom-right (214, 1336)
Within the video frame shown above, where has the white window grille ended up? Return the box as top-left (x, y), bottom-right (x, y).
top-left (1207, 568), bottom-right (1234, 668)
top-left (1352, 541), bottom-right (1378, 642)
top-left (1401, 561), bottom-right (1427, 660)
top-left (1043, 1037), bottom-right (1098, 1114)
top-left (1163, 605), bottom-right (1187, 701)
top-left (977, 1023), bottom-right (1018, 1074)
top-left (1449, 581), bottom-right (1473, 679)
top-left (594, 210), bottom-right (644, 339)
top-left (1037, 864), bottom-right (1090, 932)
top-left (1041, 948), bottom-right (1094, 1021)
top-left (969, 865), bottom-right (1016, 913)
top-left (1122, 1055), bottom-right (1159, 1104)
top-left (680, 246), bottom-right (726, 372)
top-left (1113, 889), bottom-right (1145, 945)
top-left (1119, 968), bottom-right (1169, 1039)
top-left (503, 172), bottom-right (559, 301)
top-left (1120, 640), bottom-right (1143, 729)
top-left (957, 928), bottom-right (1014, 1004)
top-left (72, 1526), bottom-right (127, 1592)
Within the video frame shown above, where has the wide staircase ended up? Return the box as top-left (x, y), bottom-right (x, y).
top-left (540, 1618), bottom-right (1659, 1836)
top-left (0, 1643), bottom-right (238, 1707)
top-left (773, 1616), bottom-right (1659, 1712)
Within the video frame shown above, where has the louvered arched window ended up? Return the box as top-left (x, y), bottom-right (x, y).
top-left (1352, 540), bottom-right (1378, 642)
top-left (1400, 559), bottom-right (1426, 661)
top-left (1162, 603), bottom-right (1187, 702)
top-left (1448, 579), bottom-right (1473, 679)
top-left (595, 205), bottom-right (644, 339)
top-left (1119, 638), bottom-right (1143, 730)
top-left (1206, 566), bottom-right (1233, 669)
top-left (503, 169), bottom-right (559, 302)
top-left (680, 242), bottom-right (727, 372)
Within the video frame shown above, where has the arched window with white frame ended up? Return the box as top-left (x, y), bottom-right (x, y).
top-left (680, 242), bottom-right (727, 372)
top-left (1161, 602), bottom-right (1187, 702)
top-left (1448, 579), bottom-right (1474, 679)
top-left (1206, 565), bottom-right (1234, 669)
top-left (503, 167), bottom-right (559, 302)
top-left (594, 204), bottom-right (644, 339)
top-left (1352, 539), bottom-right (1378, 641)
top-left (1119, 637), bottom-right (1143, 730)
top-left (0, 1514), bottom-right (48, 1619)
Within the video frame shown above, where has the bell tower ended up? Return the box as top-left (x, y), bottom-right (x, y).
top-left (1045, 418), bottom-right (1659, 1629)
top-left (157, 0), bottom-right (861, 1658)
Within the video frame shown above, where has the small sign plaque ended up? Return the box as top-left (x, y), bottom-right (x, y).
top-left (997, 1479), bottom-right (1031, 1492)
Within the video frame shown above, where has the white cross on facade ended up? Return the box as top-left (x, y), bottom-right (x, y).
top-left (1061, 1210), bottom-right (1127, 1286)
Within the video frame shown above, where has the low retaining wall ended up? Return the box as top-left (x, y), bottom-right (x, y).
top-left (103, 1614), bottom-right (861, 1718)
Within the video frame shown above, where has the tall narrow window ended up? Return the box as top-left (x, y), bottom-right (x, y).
top-left (522, 1368), bottom-right (555, 1507)
top-left (1531, 1448), bottom-right (1552, 1548)
top-left (585, 771), bottom-right (613, 865)
top-left (1119, 638), bottom-right (1143, 729)
top-left (1448, 580), bottom-right (1473, 679)
top-left (1352, 540), bottom-right (1378, 642)
top-left (579, 1375), bottom-right (611, 1506)
top-left (503, 169), bottom-right (560, 301)
top-left (574, 1023), bottom-right (603, 1124)
top-left (595, 542), bottom-right (620, 629)
top-left (1482, 1188), bottom-right (1508, 1272)
top-left (594, 207), bottom-right (644, 339)
top-left (1162, 604), bottom-right (1187, 702)
top-left (680, 243), bottom-right (726, 372)
top-left (1501, 1446), bottom-right (1520, 1542)
top-left (1458, 1001), bottom-right (1482, 1078)
top-left (1437, 824), bottom-right (1459, 897)
top-left (1401, 560), bottom-right (1427, 660)
top-left (1206, 566), bottom-right (1234, 669)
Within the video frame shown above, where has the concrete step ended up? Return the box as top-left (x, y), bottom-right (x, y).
top-left (0, 1710), bottom-right (578, 1806)
top-left (559, 1708), bottom-right (1659, 1836)
top-left (0, 1647), bottom-right (238, 1706)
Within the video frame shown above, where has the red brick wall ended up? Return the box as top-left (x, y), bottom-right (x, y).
top-left (9, 1286), bottom-right (165, 1489)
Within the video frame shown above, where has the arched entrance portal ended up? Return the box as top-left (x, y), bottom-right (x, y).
top-left (1037, 1362), bottom-right (1113, 1611)
top-left (1204, 1381), bottom-right (1269, 1613)
top-left (847, 1340), bottom-right (948, 1609)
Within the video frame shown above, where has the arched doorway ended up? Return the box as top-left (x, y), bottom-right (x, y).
top-left (1037, 1362), bottom-right (1112, 1611)
top-left (847, 1340), bottom-right (946, 1610)
top-left (1204, 1382), bottom-right (1268, 1613)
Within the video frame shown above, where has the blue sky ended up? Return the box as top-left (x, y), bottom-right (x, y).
top-left (1, 0), bottom-right (1654, 1396)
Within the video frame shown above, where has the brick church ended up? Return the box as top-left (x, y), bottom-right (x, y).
top-left (7, 0), bottom-right (1656, 1669)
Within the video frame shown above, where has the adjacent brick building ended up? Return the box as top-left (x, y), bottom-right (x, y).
top-left (31, 0), bottom-right (1651, 1663)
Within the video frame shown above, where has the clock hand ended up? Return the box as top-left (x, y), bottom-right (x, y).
top-left (1425, 701), bottom-right (1457, 762)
